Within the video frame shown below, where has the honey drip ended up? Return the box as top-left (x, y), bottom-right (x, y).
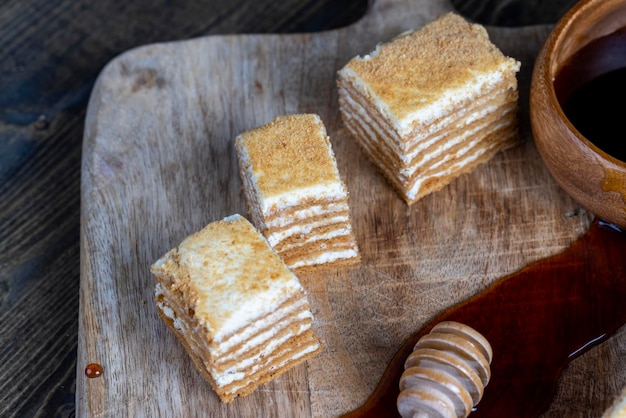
top-left (344, 220), bottom-right (626, 417)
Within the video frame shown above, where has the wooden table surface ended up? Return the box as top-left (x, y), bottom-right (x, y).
top-left (0, 0), bottom-right (580, 417)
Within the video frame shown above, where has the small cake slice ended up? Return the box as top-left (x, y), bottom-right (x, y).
top-left (235, 113), bottom-right (359, 270)
top-left (151, 214), bottom-right (322, 403)
top-left (337, 12), bottom-right (521, 204)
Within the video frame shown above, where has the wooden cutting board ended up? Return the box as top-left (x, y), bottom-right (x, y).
top-left (77, 0), bottom-right (626, 416)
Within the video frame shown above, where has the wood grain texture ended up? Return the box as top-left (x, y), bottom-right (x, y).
top-left (77, 0), bottom-right (626, 417)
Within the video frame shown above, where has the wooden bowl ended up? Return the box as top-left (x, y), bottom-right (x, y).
top-left (530, 0), bottom-right (626, 230)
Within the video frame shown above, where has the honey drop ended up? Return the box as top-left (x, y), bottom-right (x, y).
top-left (85, 363), bottom-right (103, 378)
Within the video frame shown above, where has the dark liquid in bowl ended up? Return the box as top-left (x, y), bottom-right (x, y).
top-left (555, 27), bottom-right (626, 162)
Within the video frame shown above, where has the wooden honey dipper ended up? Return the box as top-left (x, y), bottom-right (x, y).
top-left (397, 321), bottom-right (493, 418)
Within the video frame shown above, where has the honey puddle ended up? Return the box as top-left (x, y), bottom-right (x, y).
top-left (344, 220), bottom-right (626, 417)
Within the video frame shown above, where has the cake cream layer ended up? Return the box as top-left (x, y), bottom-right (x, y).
top-left (270, 221), bottom-right (355, 252)
top-left (407, 125), bottom-right (518, 203)
top-left (261, 206), bottom-right (359, 269)
top-left (266, 213), bottom-right (352, 245)
top-left (276, 230), bottom-right (359, 258)
top-left (264, 200), bottom-right (347, 227)
top-left (399, 103), bottom-right (517, 178)
top-left (265, 211), bottom-right (350, 247)
top-left (210, 325), bottom-right (318, 388)
top-left (156, 294), bottom-right (312, 377)
top-left (405, 114), bottom-right (518, 179)
top-left (372, 118), bottom-right (517, 198)
top-left (407, 125), bottom-right (518, 202)
top-left (340, 91), bottom-right (518, 182)
top-left (150, 214), bottom-right (307, 345)
top-left (340, 86), bottom-right (516, 176)
top-left (338, 74), bottom-right (518, 165)
top-left (156, 281), bottom-right (313, 359)
top-left (215, 329), bottom-right (321, 401)
top-left (343, 109), bottom-right (518, 203)
top-left (239, 163), bottom-right (347, 231)
top-left (266, 217), bottom-right (359, 269)
top-left (337, 13), bottom-right (520, 137)
top-left (156, 294), bottom-right (321, 403)
top-left (402, 113), bottom-right (518, 187)
top-left (341, 92), bottom-right (518, 183)
top-left (282, 241), bottom-right (360, 270)
top-left (214, 312), bottom-right (312, 370)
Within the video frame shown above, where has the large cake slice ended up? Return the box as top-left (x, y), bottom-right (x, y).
top-left (235, 113), bottom-right (360, 270)
top-left (337, 12), bottom-right (521, 204)
top-left (151, 214), bottom-right (322, 403)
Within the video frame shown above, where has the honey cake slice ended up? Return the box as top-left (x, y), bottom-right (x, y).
top-left (337, 12), bottom-right (521, 204)
top-left (151, 214), bottom-right (322, 403)
top-left (235, 113), bottom-right (359, 270)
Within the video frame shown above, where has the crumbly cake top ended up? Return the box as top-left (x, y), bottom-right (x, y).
top-left (151, 214), bottom-right (304, 340)
top-left (236, 114), bottom-right (343, 198)
top-left (339, 13), bottom-right (520, 124)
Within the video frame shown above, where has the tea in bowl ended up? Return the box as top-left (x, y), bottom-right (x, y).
top-left (530, 0), bottom-right (626, 230)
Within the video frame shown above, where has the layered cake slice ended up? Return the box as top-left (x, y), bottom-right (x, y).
top-left (151, 214), bottom-right (322, 403)
top-left (337, 12), bottom-right (521, 204)
top-left (235, 113), bottom-right (360, 270)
